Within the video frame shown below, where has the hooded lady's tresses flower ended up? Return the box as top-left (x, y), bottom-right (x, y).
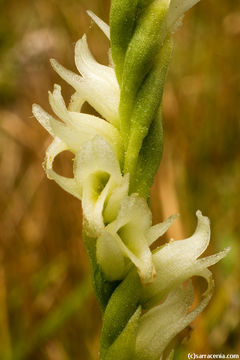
top-left (141, 210), bottom-right (230, 308)
top-left (136, 282), bottom-right (211, 360)
top-left (33, 6), bottom-right (230, 359)
top-left (97, 199), bottom-right (177, 283)
top-left (135, 211), bottom-right (230, 359)
top-left (32, 29), bottom-right (121, 175)
top-left (32, 15), bottom-right (127, 238)
top-left (74, 136), bottom-right (129, 237)
top-left (98, 212), bottom-right (229, 359)
top-left (32, 13), bottom-right (176, 280)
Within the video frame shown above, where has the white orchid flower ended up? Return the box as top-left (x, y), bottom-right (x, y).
top-left (96, 197), bottom-right (177, 283)
top-left (32, 16), bottom-right (132, 239)
top-left (136, 282), bottom-right (211, 360)
top-left (32, 14), bottom-right (128, 233)
top-left (74, 136), bottom-right (128, 238)
top-left (50, 34), bottom-right (120, 126)
top-left (32, 83), bottom-right (121, 176)
top-left (32, 14), bottom-right (121, 194)
top-left (141, 210), bottom-right (230, 308)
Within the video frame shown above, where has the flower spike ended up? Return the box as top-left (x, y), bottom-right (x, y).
top-left (33, 6), bottom-right (230, 360)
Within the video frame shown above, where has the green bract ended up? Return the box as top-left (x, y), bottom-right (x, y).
top-left (110, 0), bottom-right (201, 197)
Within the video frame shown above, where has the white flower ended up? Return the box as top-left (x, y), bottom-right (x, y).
top-left (141, 210), bottom-right (230, 308)
top-left (135, 210), bottom-right (230, 359)
top-left (136, 282), bottom-right (211, 360)
top-left (32, 33), bottom-right (122, 181)
top-left (97, 199), bottom-right (177, 283)
top-left (74, 136), bottom-right (128, 238)
top-left (32, 17), bottom-right (127, 238)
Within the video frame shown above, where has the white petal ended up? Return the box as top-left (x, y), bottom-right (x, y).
top-left (141, 211), bottom-right (225, 308)
top-left (74, 135), bottom-right (122, 184)
top-left (105, 194), bottom-right (155, 283)
top-left (115, 194), bottom-right (152, 231)
top-left (69, 112), bottom-right (122, 159)
top-left (167, 0), bottom-right (200, 31)
top-left (33, 104), bottom-right (85, 155)
top-left (39, 93), bottom-right (121, 157)
top-left (44, 136), bottom-right (68, 169)
top-left (32, 103), bottom-right (55, 137)
top-left (114, 230), bottom-right (155, 284)
top-left (49, 83), bottom-right (122, 157)
top-left (74, 35), bottom-right (115, 82)
top-left (50, 58), bottom-right (120, 126)
top-left (44, 137), bottom-right (81, 199)
top-left (48, 84), bottom-right (72, 123)
top-left (74, 37), bottom-right (120, 125)
top-left (82, 172), bottom-right (113, 236)
top-left (179, 210), bottom-right (210, 259)
top-left (146, 214), bottom-right (179, 246)
top-left (87, 10), bottom-right (110, 39)
top-left (136, 282), bottom-right (212, 360)
top-left (47, 116), bottom-right (88, 153)
top-left (81, 77), bottom-right (119, 126)
top-left (33, 103), bottom-right (83, 152)
top-left (196, 247), bottom-right (231, 268)
top-left (50, 58), bottom-right (83, 91)
top-left (195, 268), bottom-right (213, 296)
top-left (68, 91), bottom-right (85, 112)
top-left (96, 231), bottom-right (127, 281)
top-left (103, 174), bottom-right (129, 223)
top-left (159, 210), bottom-right (210, 262)
top-left (74, 136), bottom-right (123, 237)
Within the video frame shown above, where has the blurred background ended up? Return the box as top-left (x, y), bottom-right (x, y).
top-left (0, 0), bottom-right (239, 359)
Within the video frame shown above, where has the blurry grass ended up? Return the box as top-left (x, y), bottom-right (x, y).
top-left (13, 278), bottom-right (92, 360)
top-left (0, 0), bottom-right (239, 358)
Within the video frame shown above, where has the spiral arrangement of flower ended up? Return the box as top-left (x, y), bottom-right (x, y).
top-left (33, 2), bottom-right (229, 359)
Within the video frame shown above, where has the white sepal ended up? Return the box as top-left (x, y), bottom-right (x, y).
top-left (87, 10), bottom-right (110, 39)
top-left (44, 137), bottom-right (81, 199)
top-left (146, 214), bottom-right (179, 246)
top-left (96, 231), bottom-right (128, 281)
top-left (74, 35), bottom-right (114, 81)
top-left (136, 282), bottom-right (212, 360)
top-left (50, 42), bottom-right (120, 126)
top-left (32, 103), bottom-right (55, 137)
top-left (142, 210), bottom-right (230, 308)
top-left (48, 84), bottom-right (122, 158)
top-left (167, 0), bottom-right (201, 32)
top-left (68, 91), bottom-right (85, 112)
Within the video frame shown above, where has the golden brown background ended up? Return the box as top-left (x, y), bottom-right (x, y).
top-left (0, 0), bottom-right (239, 359)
